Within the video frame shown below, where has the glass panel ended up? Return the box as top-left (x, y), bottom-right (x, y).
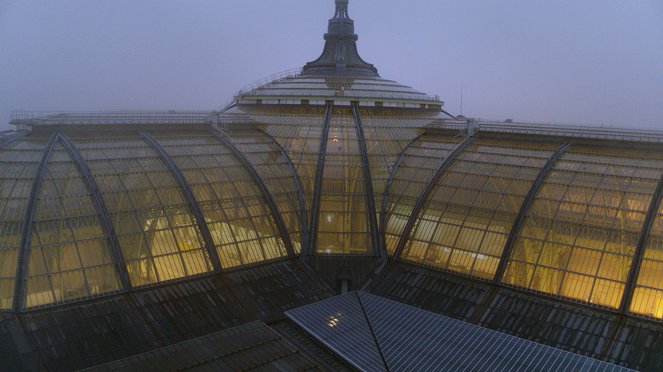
top-left (360, 108), bottom-right (427, 227)
top-left (223, 132), bottom-right (303, 253)
top-left (385, 134), bottom-right (460, 255)
top-left (0, 138), bottom-right (44, 309)
top-left (25, 143), bottom-right (121, 309)
top-left (402, 139), bottom-right (556, 279)
top-left (70, 133), bottom-right (212, 287)
top-left (149, 132), bottom-right (288, 268)
top-left (316, 108), bottom-right (371, 254)
top-left (505, 146), bottom-right (663, 309)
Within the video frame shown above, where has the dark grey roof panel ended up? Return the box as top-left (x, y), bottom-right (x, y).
top-left (84, 321), bottom-right (319, 371)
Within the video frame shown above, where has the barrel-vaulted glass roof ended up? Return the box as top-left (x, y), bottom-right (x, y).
top-left (0, 129), bottom-right (301, 311)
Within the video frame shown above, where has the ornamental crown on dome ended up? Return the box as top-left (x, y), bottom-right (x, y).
top-left (301, 0), bottom-right (379, 77)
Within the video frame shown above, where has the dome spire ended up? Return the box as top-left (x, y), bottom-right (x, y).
top-left (301, 0), bottom-right (379, 77)
top-left (333, 0), bottom-right (350, 19)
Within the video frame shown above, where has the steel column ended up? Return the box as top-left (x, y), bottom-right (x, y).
top-left (308, 104), bottom-right (333, 257)
top-left (59, 133), bottom-right (132, 291)
top-left (209, 130), bottom-right (297, 259)
top-left (620, 169), bottom-right (663, 312)
top-left (259, 129), bottom-right (310, 259)
top-left (379, 134), bottom-right (423, 236)
top-left (138, 131), bottom-right (223, 273)
top-left (493, 143), bottom-right (571, 283)
top-left (13, 132), bottom-right (60, 312)
top-left (393, 135), bottom-right (475, 259)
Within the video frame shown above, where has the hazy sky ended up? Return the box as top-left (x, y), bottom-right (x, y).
top-left (1, 0), bottom-right (662, 130)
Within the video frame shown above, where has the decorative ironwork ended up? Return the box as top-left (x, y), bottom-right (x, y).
top-left (351, 103), bottom-right (382, 258)
top-left (13, 132), bottom-right (60, 311)
top-left (620, 169), bottom-right (663, 312)
top-left (209, 130), bottom-right (297, 259)
top-left (59, 133), bottom-right (132, 291)
top-left (138, 130), bottom-right (223, 272)
top-left (393, 135), bottom-right (475, 259)
top-left (259, 129), bottom-right (310, 259)
top-left (494, 143), bottom-right (572, 283)
top-left (308, 104), bottom-right (333, 257)
top-left (379, 134), bottom-right (423, 236)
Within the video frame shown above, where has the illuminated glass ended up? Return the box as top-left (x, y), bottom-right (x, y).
top-left (360, 109), bottom-right (428, 227)
top-left (225, 132), bottom-right (304, 253)
top-left (253, 107), bottom-right (326, 218)
top-left (401, 139), bottom-right (556, 279)
top-left (316, 108), bottom-right (371, 254)
top-left (71, 133), bottom-right (212, 287)
top-left (383, 134), bottom-right (460, 255)
top-left (504, 147), bottom-right (663, 309)
top-left (0, 139), bottom-right (45, 309)
top-left (631, 200), bottom-right (663, 318)
top-left (25, 143), bottom-right (121, 308)
top-left (149, 132), bottom-right (289, 267)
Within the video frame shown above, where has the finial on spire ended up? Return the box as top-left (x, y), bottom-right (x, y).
top-left (301, 0), bottom-right (379, 77)
top-left (334, 0), bottom-right (350, 19)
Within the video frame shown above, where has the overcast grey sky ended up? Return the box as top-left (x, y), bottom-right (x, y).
top-left (1, 0), bottom-right (662, 130)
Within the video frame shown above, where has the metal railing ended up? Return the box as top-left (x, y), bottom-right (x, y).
top-left (10, 110), bottom-right (214, 126)
top-left (428, 118), bottom-right (663, 144)
top-left (235, 67), bottom-right (304, 97)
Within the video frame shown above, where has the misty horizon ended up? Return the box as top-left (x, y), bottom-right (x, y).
top-left (1, 0), bottom-right (661, 130)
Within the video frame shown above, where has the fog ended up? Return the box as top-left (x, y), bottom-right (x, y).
top-left (1, 0), bottom-right (662, 130)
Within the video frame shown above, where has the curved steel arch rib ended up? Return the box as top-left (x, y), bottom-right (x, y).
top-left (138, 130), bottom-right (223, 273)
top-left (13, 132), bottom-right (60, 312)
top-left (493, 143), bottom-right (571, 284)
top-left (259, 129), bottom-right (310, 258)
top-left (620, 169), bottom-right (663, 312)
top-left (351, 104), bottom-right (382, 258)
top-left (59, 133), bottom-right (132, 291)
top-left (393, 135), bottom-right (476, 260)
top-left (308, 104), bottom-right (333, 258)
top-left (379, 134), bottom-right (423, 237)
top-left (208, 129), bottom-right (297, 259)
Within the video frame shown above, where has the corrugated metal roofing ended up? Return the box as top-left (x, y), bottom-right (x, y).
top-left (287, 291), bottom-right (634, 372)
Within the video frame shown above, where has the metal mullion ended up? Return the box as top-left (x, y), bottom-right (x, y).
top-left (620, 167), bottom-right (663, 312)
top-left (494, 143), bottom-right (571, 285)
top-left (209, 130), bottom-right (296, 261)
top-left (351, 104), bottom-right (381, 258)
top-left (99, 149), bottom-right (161, 284)
top-left (308, 104), bottom-right (333, 257)
top-left (14, 132), bottom-right (60, 312)
top-left (394, 135), bottom-right (475, 260)
top-left (131, 147), bottom-right (191, 278)
top-left (138, 131), bottom-right (222, 273)
top-left (216, 164), bottom-right (269, 262)
top-left (188, 155), bottom-right (244, 267)
top-left (43, 164), bottom-right (93, 300)
top-left (59, 134), bottom-right (131, 291)
top-left (28, 224), bottom-right (58, 308)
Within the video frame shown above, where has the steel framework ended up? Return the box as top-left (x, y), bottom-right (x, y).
top-left (138, 130), bottom-right (223, 273)
top-left (493, 143), bottom-right (572, 283)
top-left (59, 133), bottom-right (132, 291)
top-left (393, 135), bottom-right (475, 259)
top-left (351, 104), bottom-right (382, 259)
top-left (307, 104), bottom-right (333, 258)
top-left (209, 129), bottom-right (297, 259)
top-left (259, 129), bottom-right (310, 259)
top-left (620, 169), bottom-right (663, 312)
top-left (13, 132), bottom-right (60, 311)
